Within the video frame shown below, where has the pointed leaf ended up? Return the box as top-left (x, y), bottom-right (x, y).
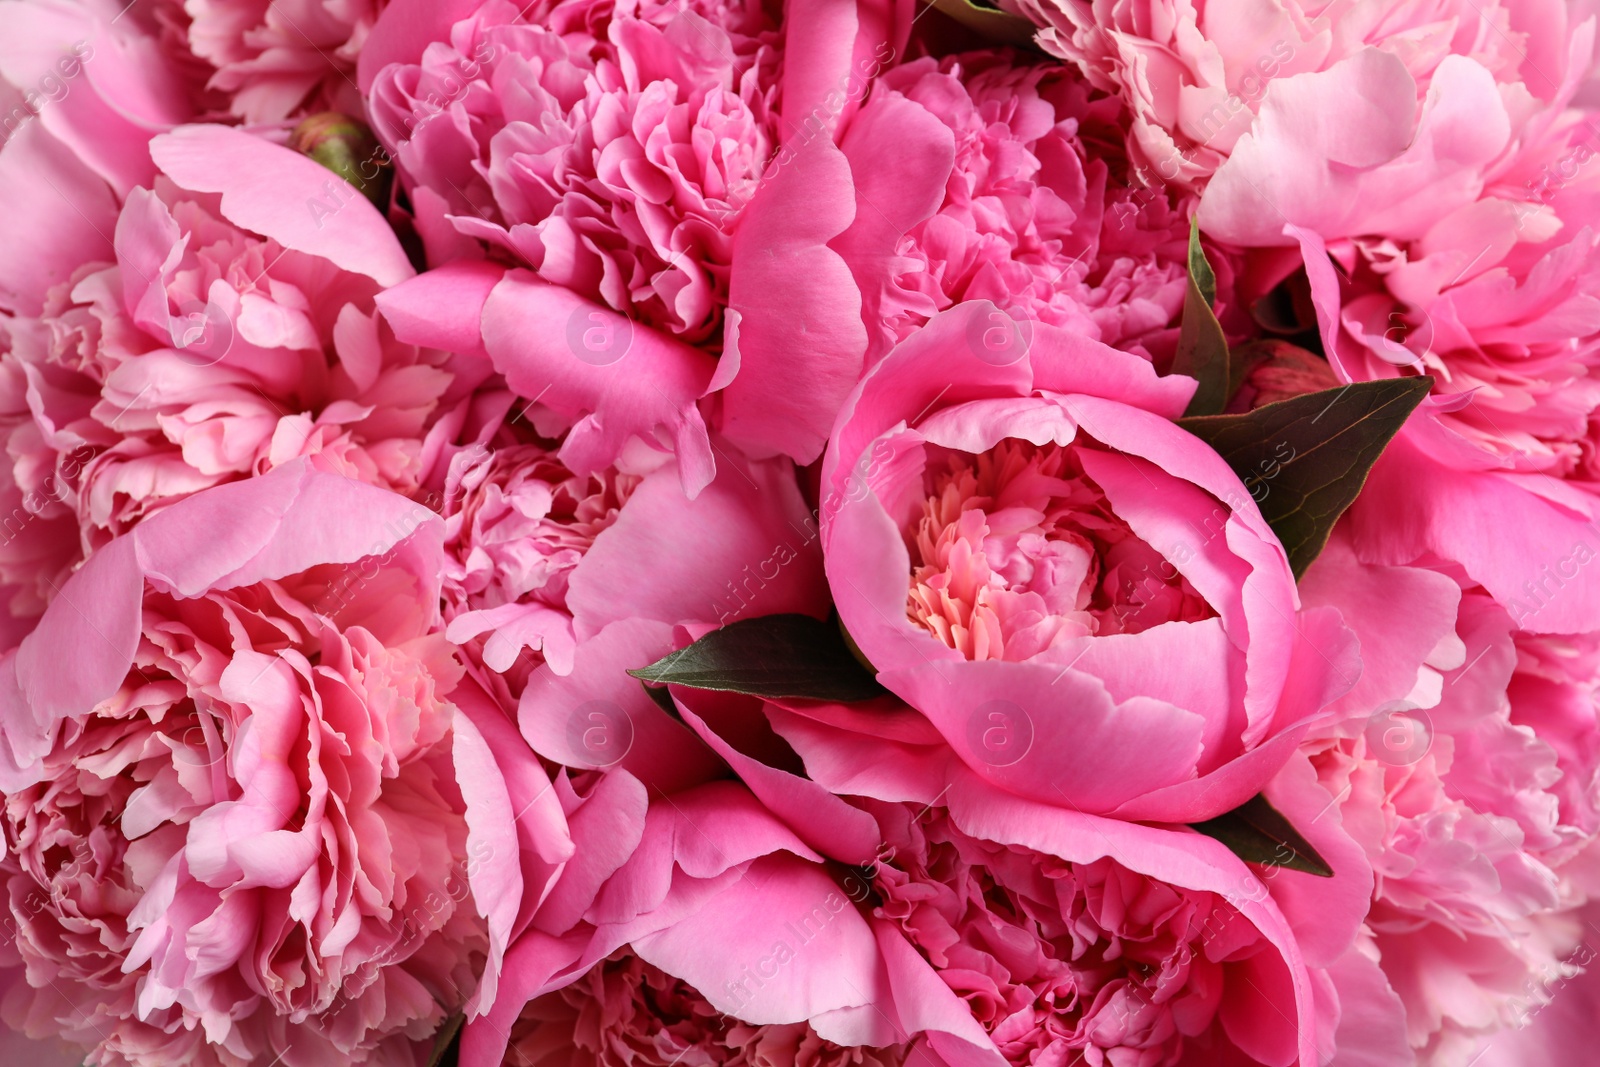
top-left (1179, 376), bottom-right (1433, 578)
top-left (640, 678), bottom-right (683, 719)
top-left (1190, 793), bottom-right (1333, 877)
top-left (629, 614), bottom-right (888, 702)
top-left (925, 0), bottom-right (1041, 47)
top-left (1172, 218), bottom-right (1230, 416)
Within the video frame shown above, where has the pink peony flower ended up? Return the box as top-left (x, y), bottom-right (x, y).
top-left (867, 803), bottom-right (1301, 1067)
top-left (1190, 39), bottom-right (1600, 634)
top-left (363, 0), bottom-right (782, 344)
top-left (1298, 535), bottom-right (1600, 1064)
top-left (0, 123), bottom-right (457, 627)
top-left (182, 0), bottom-right (383, 123)
top-left (0, 462), bottom-right (487, 1066)
top-left (819, 301), bottom-right (1356, 822)
top-left (501, 951), bottom-right (904, 1067)
top-left (1006, 0), bottom-right (1590, 191)
top-left (671, 685), bottom-right (1356, 1067)
top-left (835, 50), bottom-right (1199, 367)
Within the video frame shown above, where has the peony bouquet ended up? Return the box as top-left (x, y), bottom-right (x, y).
top-left (1, 0), bottom-right (1599, 1064)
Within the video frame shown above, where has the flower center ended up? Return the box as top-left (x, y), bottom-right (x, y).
top-left (906, 440), bottom-right (1212, 659)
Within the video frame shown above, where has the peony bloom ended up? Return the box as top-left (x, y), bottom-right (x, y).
top-left (0, 462), bottom-right (487, 1066)
top-left (0, 122), bottom-right (456, 626)
top-left (182, 0), bottom-right (383, 123)
top-left (1297, 538), bottom-right (1600, 1065)
top-left (833, 50), bottom-right (1200, 368)
top-left (820, 302), bottom-right (1356, 822)
top-left (867, 803), bottom-right (1303, 1067)
top-left (667, 685), bottom-right (1358, 1067)
top-left (1004, 0), bottom-right (1589, 191)
top-left (1156, 22), bottom-right (1600, 634)
top-left (501, 951), bottom-right (904, 1067)
top-left (363, 0), bottom-right (782, 344)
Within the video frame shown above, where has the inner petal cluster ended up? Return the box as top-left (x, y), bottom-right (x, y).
top-left (906, 440), bottom-right (1212, 660)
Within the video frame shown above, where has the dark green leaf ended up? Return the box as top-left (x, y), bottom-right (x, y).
top-left (629, 614), bottom-right (888, 702)
top-left (926, 0), bottom-right (1041, 47)
top-left (427, 1013), bottom-right (464, 1067)
top-left (1191, 793), bottom-right (1333, 877)
top-left (640, 678), bottom-right (683, 720)
top-left (1171, 218), bottom-right (1230, 417)
top-left (1179, 376), bottom-right (1433, 578)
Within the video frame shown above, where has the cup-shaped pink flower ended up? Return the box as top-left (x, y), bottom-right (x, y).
top-left (821, 302), bottom-right (1356, 822)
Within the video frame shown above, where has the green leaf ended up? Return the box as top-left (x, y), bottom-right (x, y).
top-left (1191, 793), bottom-right (1333, 877)
top-left (1178, 376), bottom-right (1433, 578)
top-left (1171, 218), bottom-right (1230, 417)
top-left (925, 0), bottom-right (1041, 47)
top-left (427, 1013), bottom-right (464, 1067)
top-left (629, 614), bottom-right (888, 702)
top-left (640, 678), bottom-right (683, 719)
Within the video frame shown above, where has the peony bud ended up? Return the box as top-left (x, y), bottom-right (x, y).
top-left (1226, 339), bottom-right (1341, 412)
top-left (287, 111), bottom-right (392, 208)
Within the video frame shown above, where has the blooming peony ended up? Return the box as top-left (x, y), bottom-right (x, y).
top-left (1298, 537), bottom-right (1600, 1065)
top-left (819, 301), bottom-right (1356, 821)
top-left (0, 462), bottom-right (487, 1066)
top-left (1005, 0), bottom-right (1590, 191)
top-left (868, 803), bottom-right (1299, 1067)
top-left (0, 122), bottom-right (456, 627)
top-left (364, 0), bottom-right (782, 344)
top-left (835, 50), bottom-right (1198, 367)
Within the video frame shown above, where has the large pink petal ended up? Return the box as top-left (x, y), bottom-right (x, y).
top-left (374, 260), bottom-right (504, 360)
top-left (481, 271), bottom-right (717, 496)
top-left (0, 122), bottom-right (117, 314)
top-left (1347, 429), bottom-right (1600, 634)
top-left (880, 659), bottom-right (1208, 814)
top-left (719, 135), bottom-right (865, 462)
top-left (518, 618), bottom-right (724, 794)
top-left (0, 1), bottom-right (188, 193)
top-left (567, 450), bottom-right (826, 637)
top-left (150, 125), bottom-right (414, 287)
